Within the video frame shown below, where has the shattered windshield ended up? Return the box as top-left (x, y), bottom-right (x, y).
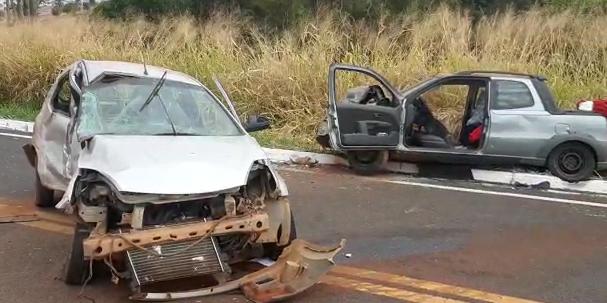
top-left (77, 76), bottom-right (242, 138)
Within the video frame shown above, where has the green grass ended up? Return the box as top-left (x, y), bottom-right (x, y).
top-left (0, 102), bottom-right (39, 121)
top-left (251, 130), bottom-right (322, 151)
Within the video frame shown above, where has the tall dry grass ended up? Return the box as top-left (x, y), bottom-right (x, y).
top-left (1, 7), bottom-right (606, 149)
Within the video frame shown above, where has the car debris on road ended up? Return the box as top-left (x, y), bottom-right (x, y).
top-left (23, 59), bottom-right (345, 301)
top-left (317, 63), bottom-right (607, 182)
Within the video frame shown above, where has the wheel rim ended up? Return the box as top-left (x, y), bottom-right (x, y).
top-left (354, 151), bottom-right (379, 164)
top-left (559, 151), bottom-right (583, 174)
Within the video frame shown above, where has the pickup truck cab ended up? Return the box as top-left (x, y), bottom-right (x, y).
top-left (318, 64), bottom-right (607, 182)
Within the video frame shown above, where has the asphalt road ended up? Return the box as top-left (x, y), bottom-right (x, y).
top-left (1, 131), bottom-right (607, 303)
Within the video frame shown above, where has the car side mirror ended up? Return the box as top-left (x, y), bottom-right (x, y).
top-left (244, 115), bottom-right (271, 132)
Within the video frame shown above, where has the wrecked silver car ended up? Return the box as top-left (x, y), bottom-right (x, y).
top-left (318, 64), bottom-right (607, 182)
top-left (24, 60), bottom-right (344, 301)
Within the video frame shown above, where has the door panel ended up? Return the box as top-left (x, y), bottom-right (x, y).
top-left (486, 110), bottom-right (552, 159)
top-left (485, 78), bottom-right (552, 160)
top-left (336, 103), bottom-right (401, 146)
top-left (40, 71), bottom-right (72, 186)
top-left (328, 64), bottom-right (403, 149)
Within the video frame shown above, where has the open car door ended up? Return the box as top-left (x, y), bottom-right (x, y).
top-left (328, 64), bottom-right (404, 150)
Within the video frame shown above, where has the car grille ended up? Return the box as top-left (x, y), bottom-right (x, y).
top-left (127, 237), bottom-right (224, 286)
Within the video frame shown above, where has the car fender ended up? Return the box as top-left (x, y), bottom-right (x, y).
top-left (537, 134), bottom-right (605, 162)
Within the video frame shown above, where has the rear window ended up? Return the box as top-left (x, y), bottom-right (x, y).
top-left (493, 80), bottom-right (534, 110)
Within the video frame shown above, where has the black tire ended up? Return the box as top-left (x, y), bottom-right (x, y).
top-left (63, 223), bottom-right (91, 285)
top-left (346, 150), bottom-right (387, 175)
top-left (34, 169), bottom-right (55, 207)
top-left (547, 142), bottom-right (596, 182)
top-left (264, 212), bottom-right (297, 260)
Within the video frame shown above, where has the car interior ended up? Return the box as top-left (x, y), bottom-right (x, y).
top-left (335, 76), bottom-right (488, 151)
top-left (405, 79), bottom-right (488, 150)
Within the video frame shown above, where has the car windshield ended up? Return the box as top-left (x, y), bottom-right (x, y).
top-left (77, 76), bottom-right (242, 137)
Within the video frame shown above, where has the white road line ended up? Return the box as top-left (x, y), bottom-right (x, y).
top-left (0, 132), bottom-right (32, 139)
top-left (384, 179), bottom-right (607, 209)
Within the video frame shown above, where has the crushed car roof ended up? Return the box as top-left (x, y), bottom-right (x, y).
top-left (81, 60), bottom-right (202, 86)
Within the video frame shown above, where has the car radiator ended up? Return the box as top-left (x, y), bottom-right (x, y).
top-left (127, 237), bottom-right (225, 286)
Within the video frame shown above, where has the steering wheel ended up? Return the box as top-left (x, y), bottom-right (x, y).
top-left (360, 85), bottom-right (388, 105)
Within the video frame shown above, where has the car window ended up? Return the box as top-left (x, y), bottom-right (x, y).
top-left (53, 76), bottom-right (72, 116)
top-left (77, 76), bottom-right (243, 137)
top-left (335, 70), bottom-right (394, 106)
top-left (493, 80), bottom-right (534, 110)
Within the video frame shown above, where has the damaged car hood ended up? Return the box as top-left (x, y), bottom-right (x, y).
top-left (77, 135), bottom-right (267, 195)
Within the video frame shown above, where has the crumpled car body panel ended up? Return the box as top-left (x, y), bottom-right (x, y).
top-left (76, 135), bottom-right (267, 194)
top-left (131, 239), bottom-right (346, 302)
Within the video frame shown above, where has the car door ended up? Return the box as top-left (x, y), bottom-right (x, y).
top-left (36, 68), bottom-right (76, 189)
top-left (328, 64), bottom-right (403, 150)
top-left (485, 78), bottom-right (552, 160)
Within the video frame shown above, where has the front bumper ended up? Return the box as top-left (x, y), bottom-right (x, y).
top-left (83, 213), bottom-right (269, 259)
top-left (131, 239), bottom-right (346, 302)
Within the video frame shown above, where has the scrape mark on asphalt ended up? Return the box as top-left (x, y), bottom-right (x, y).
top-left (19, 220), bottom-right (73, 235)
top-left (0, 202), bottom-right (74, 234)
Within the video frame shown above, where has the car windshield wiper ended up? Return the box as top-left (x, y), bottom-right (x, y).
top-left (139, 71), bottom-right (168, 112)
top-left (155, 132), bottom-right (201, 136)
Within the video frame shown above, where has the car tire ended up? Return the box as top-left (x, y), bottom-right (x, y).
top-left (63, 223), bottom-right (91, 285)
top-left (547, 142), bottom-right (596, 182)
top-left (34, 169), bottom-right (55, 207)
top-left (264, 211), bottom-right (297, 260)
top-left (346, 150), bottom-right (387, 175)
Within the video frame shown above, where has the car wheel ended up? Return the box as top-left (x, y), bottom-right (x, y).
top-left (264, 211), bottom-right (297, 260)
top-left (347, 150), bottom-right (387, 175)
top-left (547, 142), bottom-right (595, 182)
top-left (34, 169), bottom-right (55, 207)
top-left (63, 223), bottom-right (91, 285)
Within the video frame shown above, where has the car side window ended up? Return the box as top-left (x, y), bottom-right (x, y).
top-left (493, 80), bottom-right (534, 110)
top-left (53, 76), bottom-right (72, 116)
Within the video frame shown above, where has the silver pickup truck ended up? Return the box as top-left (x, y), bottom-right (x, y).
top-left (317, 64), bottom-right (607, 182)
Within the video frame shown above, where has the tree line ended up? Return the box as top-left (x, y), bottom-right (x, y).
top-left (91, 0), bottom-right (607, 26)
top-left (3, 0), bottom-right (39, 22)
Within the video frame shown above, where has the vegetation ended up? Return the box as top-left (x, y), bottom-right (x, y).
top-left (92, 0), bottom-right (607, 25)
top-left (0, 5), bottom-right (606, 150)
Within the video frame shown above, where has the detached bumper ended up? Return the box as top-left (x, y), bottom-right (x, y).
top-left (131, 239), bottom-right (346, 302)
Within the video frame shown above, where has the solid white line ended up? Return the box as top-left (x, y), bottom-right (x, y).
top-left (384, 179), bottom-right (607, 209)
top-left (0, 132), bottom-right (32, 139)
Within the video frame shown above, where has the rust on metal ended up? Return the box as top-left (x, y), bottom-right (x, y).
top-left (240, 239), bottom-right (346, 303)
top-left (83, 213), bottom-right (269, 258)
top-left (131, 239), bottom-right (346, 302)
